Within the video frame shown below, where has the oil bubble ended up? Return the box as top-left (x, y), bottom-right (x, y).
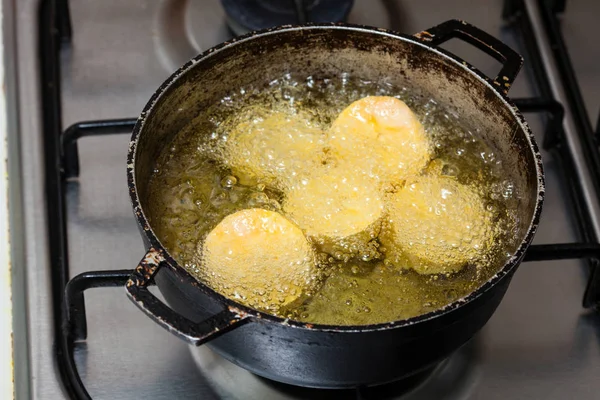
top-left (221, 175), bottom-right (237, 189)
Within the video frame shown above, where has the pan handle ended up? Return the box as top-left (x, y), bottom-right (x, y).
top-left (125, 248), bottom-right (250, 345)
top-left (413, 19), bottom-right (523, 95)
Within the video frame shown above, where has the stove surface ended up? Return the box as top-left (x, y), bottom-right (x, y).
top-left (10, 0), bottom-right (600, 399)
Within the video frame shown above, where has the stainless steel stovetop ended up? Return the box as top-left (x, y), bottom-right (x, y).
top-left (7, 0), bottom-right (600, 399)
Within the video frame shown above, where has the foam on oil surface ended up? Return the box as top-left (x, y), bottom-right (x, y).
top-left (147, 73), bottom-right (521, 325)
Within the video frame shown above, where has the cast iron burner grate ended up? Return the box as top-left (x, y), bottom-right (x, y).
top-left (221, 0), bottom-right (354, 35)
top-left (39, 0), bottom-right (600, 398)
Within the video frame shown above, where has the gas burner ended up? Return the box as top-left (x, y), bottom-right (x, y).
top-left (155, 0), bottom-right (391, 73)
top-left (190, 338), bottom-right (479, 399)
top-left (221, 0), bottom-right (354, 36)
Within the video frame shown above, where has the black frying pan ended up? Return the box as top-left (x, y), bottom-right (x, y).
top-left (125, 20), bottom-right (545, 388)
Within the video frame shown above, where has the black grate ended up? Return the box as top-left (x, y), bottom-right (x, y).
top-left (38, 0), bottom-right (600, 398)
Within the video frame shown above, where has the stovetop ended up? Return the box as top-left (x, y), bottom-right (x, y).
top-left (7, 0), bottom-right (600, 399)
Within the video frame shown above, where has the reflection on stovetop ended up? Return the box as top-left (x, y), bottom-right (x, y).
top-left (190, 338), bottom-right (480, 399)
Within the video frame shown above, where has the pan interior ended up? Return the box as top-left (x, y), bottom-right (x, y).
top-left (133, 27), bottom-right (540, 325)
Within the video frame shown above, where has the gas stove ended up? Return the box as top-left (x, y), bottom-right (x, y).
top-left (6, 0), bottom-right (600, 399)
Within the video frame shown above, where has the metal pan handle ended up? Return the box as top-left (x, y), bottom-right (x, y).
top-left (414, 19), bottom-right (523, 95)
top-left (126, 248), bottom-right (249, 345)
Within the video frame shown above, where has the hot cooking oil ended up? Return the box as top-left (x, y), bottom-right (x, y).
top-left (146, 73), bottom-right (521, 325)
